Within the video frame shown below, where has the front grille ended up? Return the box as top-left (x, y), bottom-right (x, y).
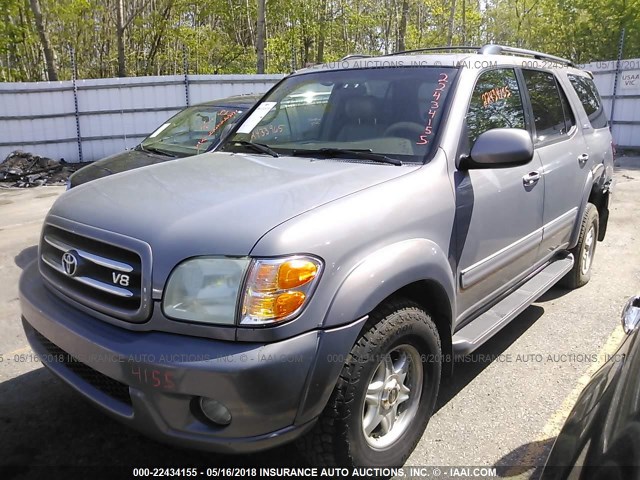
top-left (39, 223), bottom-right (149, 322)
top-left (33, 329), bottom-right (132, 406)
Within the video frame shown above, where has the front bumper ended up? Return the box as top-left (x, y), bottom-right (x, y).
top-left (19, 261), bottom-right (362, 453)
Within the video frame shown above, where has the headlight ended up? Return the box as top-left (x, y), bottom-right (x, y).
top-left (240, 256), bottom-right (322, 326)
top-left (163, 257), bottom-right (250, 325)
top-left (162, 255), bottom-right (322, 326)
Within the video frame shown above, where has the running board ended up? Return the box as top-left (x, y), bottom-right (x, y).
top-left (452, 255), bottom-right (574, 356)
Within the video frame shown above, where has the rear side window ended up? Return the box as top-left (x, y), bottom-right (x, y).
top-left (466, 68), bottom-right (526, 144)
top-left (522, 70), bottom-right (575, 143)
top-left (568, 75), bottom-right (608, 129)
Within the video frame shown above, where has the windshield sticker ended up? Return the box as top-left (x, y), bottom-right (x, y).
top-left (251, 124), bottom-right (285, 141)
top-left (482, 86), bottom-right (512, 107)
top-left (195, 110), bottom-right (239, 153)
top-left (417, 73), bottom-right (449, 145)
top-left (149, 123), bottom-right (171, 138)
top-left (237, 102), bottom-right (277, 133)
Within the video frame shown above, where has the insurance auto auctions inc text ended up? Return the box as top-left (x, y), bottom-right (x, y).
top-left (256, 466), bottom-right (498, 478)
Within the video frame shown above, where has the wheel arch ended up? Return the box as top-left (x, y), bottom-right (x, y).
top-left (570, 169), bottom-right (610, 248)
top-left (322, 239), bottom-right (456, 376)
top-left (389, 280), bottom-right (454, 378)
top-left (322, 238), bottom-right (455, 331)
top-left (294, 240), bottom-right (457, 426)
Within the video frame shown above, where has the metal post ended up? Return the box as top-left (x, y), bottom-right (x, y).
top-left (183, 45), bottom-right (190, 107)
top-left (610, 28), bottom-right (625, 137)
top-left (69, 47), bottom-right (83, 163)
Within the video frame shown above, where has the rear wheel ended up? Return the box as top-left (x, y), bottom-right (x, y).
top-left (562, 202), bottom-right (599, 289)
top-left (299, 299), bottom-right (441, 467)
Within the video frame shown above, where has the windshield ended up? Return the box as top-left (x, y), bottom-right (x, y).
top-left (140, 104), bottom-right (249, 157)
top-left (224, 66), bottom-right (458, 163)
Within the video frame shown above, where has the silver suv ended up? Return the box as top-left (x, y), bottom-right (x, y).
top-left (19, 45), bottom-right (613, 467)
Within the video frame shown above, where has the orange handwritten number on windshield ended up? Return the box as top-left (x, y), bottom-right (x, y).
top-left (195, 111), bottom-right (238, 152)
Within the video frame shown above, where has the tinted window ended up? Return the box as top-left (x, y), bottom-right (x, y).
top-left (559, 82), bottom-right (576, 132)
top-left (467, 68), bottom-right (525, 144)
top-left (568, 75), bottom-right (608, 129)
top-left (523, 70), bottom-right (575, 142)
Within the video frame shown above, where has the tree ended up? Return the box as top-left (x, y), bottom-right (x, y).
top-left (397, 0), bottom-right (409, 52)
top-left (28, 0), bottom-right (58, 81)
top-left (116, 0), bottom-right (125, 77)
top-left (3, 0), bottom-right (640, 82)
top-left (447, 0), bottom-right (456, 47)
top-left (257, 0), bottom-right (266, 73)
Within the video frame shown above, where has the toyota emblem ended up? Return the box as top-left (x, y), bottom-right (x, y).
top-left (62, 251), bottom-right (78, 276)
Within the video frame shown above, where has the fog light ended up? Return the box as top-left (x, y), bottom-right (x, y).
top-left (199, 397), bottom-right (232, 426)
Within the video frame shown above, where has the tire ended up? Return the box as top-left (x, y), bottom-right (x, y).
top-left (298, 298), bottom-right (441, 467)
top-left (561, 202), bottom-right (599, 289)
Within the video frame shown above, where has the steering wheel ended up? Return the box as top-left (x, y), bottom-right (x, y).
top-left (383, 122), bottom-right (426, 140)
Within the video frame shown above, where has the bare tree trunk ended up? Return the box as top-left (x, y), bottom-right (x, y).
top-left (447, 0), bottom-right (456, 46)
top-left (397, 0), bottom-right (409, 52)
top-left (256, 0), bottom-right (266, 73)
top-left (316, 0), bottom-right (327, 63)
top-left (116, 0), bottom-right (126, 77)
top-left (246, 0), bottom-right (255, 46)
top-left (29, 0), bottom-right (58, 81)
top-left (461, 0), bottom-right (466, 44)
top-left (145, 1), bottom-right (174, 74)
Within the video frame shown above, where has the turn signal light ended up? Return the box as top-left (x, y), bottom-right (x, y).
top-left (278, 260), bottom-right (318, 289)
top-left (240, 256), bottom-right (322, 325)
top-left (243, 291), bottom-right (306, 319)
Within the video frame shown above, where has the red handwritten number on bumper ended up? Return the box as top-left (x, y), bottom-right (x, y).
top-left (130, 365), bottom-right (175, 390)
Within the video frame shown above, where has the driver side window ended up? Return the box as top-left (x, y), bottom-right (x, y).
top-left (467, 68), bottom-right (526, 144)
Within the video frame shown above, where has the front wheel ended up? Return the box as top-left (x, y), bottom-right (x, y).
top-left (299, 299), bottom-right (441, 467)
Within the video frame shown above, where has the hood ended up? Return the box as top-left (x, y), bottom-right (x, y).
top-left (69, 149), bottom-right (172, 188)
top-left (52, 152), bottom-right (417, 287)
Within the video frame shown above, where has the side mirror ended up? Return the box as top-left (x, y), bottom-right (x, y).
top-left (622, 296), bottom-right (640, 334)
top-left (459, 128), bottom-right (533, 169)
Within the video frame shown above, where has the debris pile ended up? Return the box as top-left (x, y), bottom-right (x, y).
top-left (0, 151), bottom-right (86, 187)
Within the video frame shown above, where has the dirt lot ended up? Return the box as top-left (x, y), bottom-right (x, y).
top-left (1, 159), bottom-right (639, 479)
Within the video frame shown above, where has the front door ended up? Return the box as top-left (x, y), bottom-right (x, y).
top-left (454, 67), bottom-right (544, 323)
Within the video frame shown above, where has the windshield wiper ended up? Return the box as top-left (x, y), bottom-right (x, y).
top-left (291, 148), bottom-right (402, 166)
top-left (139, 145), bottom-right (175, 157)
top-left (230, 140), bottom-right (279, 158)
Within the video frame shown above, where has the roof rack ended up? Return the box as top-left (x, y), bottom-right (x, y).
top-left (340, 47), bottom-right (479, 61)
top-left (340, 54), bottom-right (372, 61)
top-left (339, 44), bottom-right (576, 67)
top-left (383, 46), bottom-right (481, 57)
top-left (478, 44), bottom-right (575, 67)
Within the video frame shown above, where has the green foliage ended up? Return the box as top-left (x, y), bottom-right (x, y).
top-left (1, 0), bottom-right (639, 81)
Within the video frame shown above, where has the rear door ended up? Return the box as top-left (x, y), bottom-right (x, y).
top-left (566, 74), bottom-right (613, 176)
top-left (521, 69), bottom-right (589, 256)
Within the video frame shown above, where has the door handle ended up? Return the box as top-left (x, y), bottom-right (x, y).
top-left (523, 171), bottom-right (541, 186)
top-left (578, 153), bottom-right (589, 165)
